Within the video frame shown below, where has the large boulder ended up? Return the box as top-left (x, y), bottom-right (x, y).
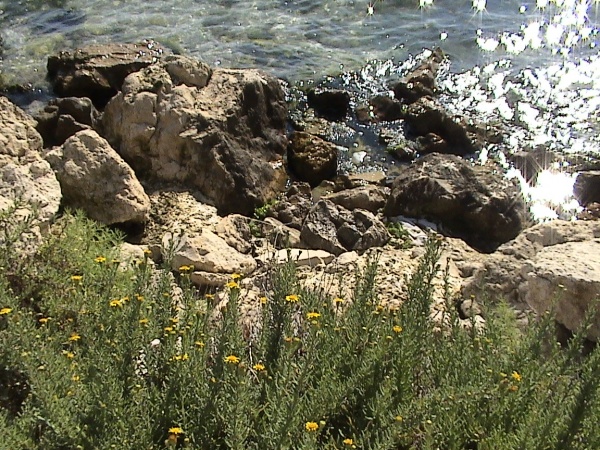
top-left (44, 130), bottom-right (150, 225)
top-left (102, 55), bottom-right (288, 216)
top-left (47, 41), bottom-right (167, 107)
top-left (384, 153), bottom-right (527, 252)
top-left (301, 199), bottom-right (390, 255)
top-left (0, 96), bottom-right (61, 223)
top-left (287, 131), bottom-right (338, 187)
top-left (522, 240), bottom-right (600, 341)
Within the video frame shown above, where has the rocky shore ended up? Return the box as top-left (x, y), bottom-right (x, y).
top-left (2, 42), bottom-right (600, 340)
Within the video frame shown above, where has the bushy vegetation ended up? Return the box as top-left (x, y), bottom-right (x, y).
top-left (1, 205), bottom-right (600, 449)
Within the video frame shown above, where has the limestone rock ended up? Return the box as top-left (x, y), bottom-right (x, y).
top-left (44, 130), bottom-right (150, 225)
top-left (102, 59), bottom-right (288, 215)
top-left (0, 96), bottom-right (61, 223)
top-left (384, 153), bottom-right (527, 252)
top-left (287, 131), bottom-right (338, 187)
top-left (301, 199), bottom-right (390, 256)
top-left (47, 41), bottom-right (167, 106)
top-left (258, 248), bottom-right (335, 267)
top-left (269, 182), bottom-right (313, 230)
top-left (324, 185), bottom-right (388, 213)
top-left (35, 97), bottom-right (98, 147)
top-left (215, 214), bottom-right (252, 254)
top-left (522, 240), bottom-right (600, 341)
top-left (168, 231), bottom-right (257, 276)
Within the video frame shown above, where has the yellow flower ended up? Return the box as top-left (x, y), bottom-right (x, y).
top-left (224, 355), bottom-right (240, 364)
top-left (231, 273), bottom-right (242, 280)
top-left (253, 363), bottom-right (266, 372)
top-left (68, 333), bottom-right (81, 342)
top-left (109, 299), bottom-right (123, 308)
top-left (307, 312), bottom-right (321, 320)
top-left (38, 317), bottom-right (50, 324)
top-left (169, 427), bottom-right (184, 435)
top-left (95, 256), bottom-right (107, 263)
top-left (259, 296), bottom-right (268, 305)
top-left (70, 275), bottom-right (83, 282)
top-left (205, 293), bottom-right (215, 300)
top-left (135, 294), bottom-right (144, 302)
top-left (143, 249), bottom-right (152, 256)
top-left (395, 415), bottom-right (403, 422)
top-left (343, 438), bottom-right (354, 445)
top-left (511, 371), bottom-right (522, 382)
top-left (195, 341), bottom-right (205, 348)
top-left (226, 281), bottom-right (239, 289)
top-left (285, 294), bottom-right (300, 303)
top-left (62, 351), bottom-right (75, 359)
top-left (172, 353), bottom-right (189, 361)
top-left (179, 265), bottom-right (193, 272)
top-left (164, 326), bottom-right (174, 333)
top-left (0, 307), bottom-right (13, 315)
top-left (393, 325), bottom-right (403, 333)
top-left (333, 297), bottom-right (344, 305)
top-left (71, 374), bottom-right (80, 382)
top-left (139, 318), bottom-right (149, 325)
top-left (305, 421), bottom-right (319, 432)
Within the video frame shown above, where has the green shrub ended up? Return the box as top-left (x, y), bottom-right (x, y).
top-left (1, 207), bottom-right (599, 449)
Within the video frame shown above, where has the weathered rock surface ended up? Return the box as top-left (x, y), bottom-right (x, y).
top-left (393, 47), bottom-right (445, 104)
top-left (522, 240), bottom-right (600, 341)
top-left (167, 231), bottom-right (257, 276)
top-left (215, 214), bottom-right (253, 254)
top-left (102, 56), bottom-right (288, 215)
top-left (356, 95), bottom-right (404, 124)
top-left (35, 97), bottom-right (98, 147)
top-left (44, 130), bottom-right (150, 225)
top-left (301, 199), bottom-right (390, 256)
top-left (403, 96), bottom-right (478, 155)
top-left (0, 96), bottom-right (61, 222)
top-left (258, 248), bottom-right (335, 267)
top-left (287, 131), bottom-right (338, 187)
top-left (324, 185), bottom-right (388, 213)
top-left (47, 41), bottom-right (167, 106)
top-left (384, 153), bottom-right (527, 252)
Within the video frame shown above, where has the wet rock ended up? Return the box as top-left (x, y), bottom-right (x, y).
top-left (357, 95), bottom-right (404, 123)
top-left (102, 57), bottom-right (288, 216)
top-left (393, 47), bottom-right (445, 104)
top-left (47, 41), bottom-right (167, 107)
top-left (416, 132), bottom-right (449, 154)
top-left (508, 147), bottom-right (557, 184)
top-left (0, 96), bottom-right (61, 223)
top-left (268, 182), bottom-right (313, 231)
top-left (35, 97), bottom-right (98, 147)
top-left (287, 131), bottom-right (338, 187)
top-left (44, 129), bottom-right (150, 225)
top-left (384, 153), bottom-right (527, 252)
top-left (379, 129), bottom-right (419, 161)
top-left (168, 230), bottom-right (257, 276)
top-left (324, 185), bottom-right (388, 213)
top-left (522, 240), bottom-right (600, 341)
top-left (307, 88), bottom-right (351, 121)
top-left (300, 199), bottom-right (389, 256)
top-left (403, 96), bottom-right (478, 155)
top-left (574, 170), bottom-right (600, 206)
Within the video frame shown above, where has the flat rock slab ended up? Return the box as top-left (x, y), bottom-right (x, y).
top-left (257, 248), bottom-right (335, 267)
top-left (523, 240), bottom-right (600, 341)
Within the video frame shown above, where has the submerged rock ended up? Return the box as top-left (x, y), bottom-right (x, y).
top-left (384, 153), bottom-right (527, 252)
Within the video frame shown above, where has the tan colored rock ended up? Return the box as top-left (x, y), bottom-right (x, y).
top-left (167, 231), bottom-right (257, 276)
top-left (324, 185), bottom-right (389, 213)
top-left (102, 58), bottom-right (288, 215)
top-left (0, 96), bottom-right (61, 223)
top-left (215, 214), bottom-right (252, 254)
top-left (44, 130), bottom-right (150, 225)
top-left (257, 248), bottom-right (335, 267)
top-left (522, 240), bottom-right (600, 341)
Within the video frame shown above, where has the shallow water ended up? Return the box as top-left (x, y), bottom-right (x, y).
top-left (1, 0), bottom-right (599, 219)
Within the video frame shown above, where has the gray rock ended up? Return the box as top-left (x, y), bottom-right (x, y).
top-left (301, 199), bottom-right (390, 256)
top-left (325, 185), bottom-right (388, 213)
top-left (44, 129), bottom-right (150, 225)
top-left (102, 59), bottom-right (288, 215)
top-left (269, 182), bottom-right (313, 230)
top-left (384, 153), bottom-right (527, 252)
top-left (522, 240), bottom-right (600, 341)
